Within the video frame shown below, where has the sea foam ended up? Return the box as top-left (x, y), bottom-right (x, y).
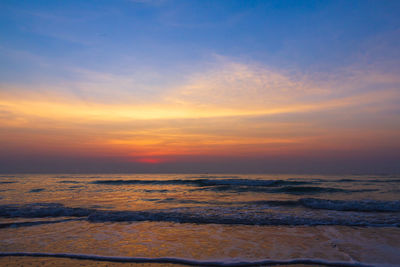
top-left (1, 203), bottom-right (399, 227)
top-left (0, 252), bottom-right (373, 267)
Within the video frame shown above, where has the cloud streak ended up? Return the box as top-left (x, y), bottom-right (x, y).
top-left (0, 56), bottom-right (399, 168)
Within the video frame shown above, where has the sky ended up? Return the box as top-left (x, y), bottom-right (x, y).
top-left (0, 0), bottom-right (399, 173)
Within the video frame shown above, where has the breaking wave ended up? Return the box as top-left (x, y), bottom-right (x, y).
top-left (242, 198), bottom-right (400, 212)
top-left (0, 203), bottom-right (92, 218)
top-left (92, 178), bottom-right (310, 187)
top-left (92, 179), bottom-right (311, 187)
top-left (91, 179), bottom-right (378, 194)
top-left (299, 198), bottom-right (400, 212)
top-left (0, 203), bottom-right (399, 227)
top-left (154, 198), bottom-right (400, 212)
top-left (0, 252), bottom-right (373, 267)
top-left (0, 219), bottom-right (81, 229)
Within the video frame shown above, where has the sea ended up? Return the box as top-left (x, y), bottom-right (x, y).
top-left (0, 174), bottom-right (399, 266)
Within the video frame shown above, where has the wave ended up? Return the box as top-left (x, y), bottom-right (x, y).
top-left (55, 176), bottom-right (128, 179)
top-left (186, 175), bottom-right (241, 179)
top-left (69, 185), bottom-right (84, 189)
top-left (92, 179), bottom-right (356, 195)
top-left (0, 252), bottom-right (373, 267)
top-left (271, 186), bottom-right (347, 194)
top-left (0, 189), bottom-right (15, 192)
top-left (93, 179), bottom-right (182, 185)
top-left (77, 210), bottom-right (400, 226)
top-left (91, 179), bottom-right (367, 195)
top-left (0, 203), bottom-right (93, 218)
top-left (58, 180), bottom-right (82, 184)
top-left (0, 218), bottom-right (82, 229)
top-left (333, 178), bottom-right (400, 183)
top-left (143, 189), bottom-right (170, 193)
top-left (29, 188), bottom-right (45, 193)
top-left (92, 178), bottom-right (311, 187)
top-left (150, 198), bottom-right (400, 212)
top-left (243, 200), bottom-right (300, 206)
top-left (241, 198), bottom-right (400, 212)
top-left (1, 203), bottom-right (399, 227)
top-left (157, 198), bottom-right (237, 205)
top-left (299, 198), bottom-right (400, 212)
top-left (202, 185), bottom-right (362, 195)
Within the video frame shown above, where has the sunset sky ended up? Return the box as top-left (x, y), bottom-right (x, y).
top-left (0, 0), bottom-right (399, 173)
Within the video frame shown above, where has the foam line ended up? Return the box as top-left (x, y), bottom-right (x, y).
top-left (0, 252), bottom-right (373, 266)
top-left (0, 219), bottom-right (82, 229)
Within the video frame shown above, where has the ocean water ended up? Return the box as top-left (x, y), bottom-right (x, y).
top-left (0, 174), bottom-right (399, 266)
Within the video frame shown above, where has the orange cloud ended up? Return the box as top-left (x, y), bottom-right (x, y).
top-left (0, 59), bottom-right (399, 163)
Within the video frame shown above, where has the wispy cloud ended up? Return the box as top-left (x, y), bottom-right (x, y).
top-left (0, 56), bottom-right (399, 160)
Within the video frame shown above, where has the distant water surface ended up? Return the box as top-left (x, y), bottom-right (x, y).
top-left (0, 174), bottom-right (399, 266)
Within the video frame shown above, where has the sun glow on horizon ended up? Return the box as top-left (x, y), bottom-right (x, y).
top-left (1, 59), bottom-right (399, 167)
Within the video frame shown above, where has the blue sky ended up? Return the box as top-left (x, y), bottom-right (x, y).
top-left (2, 0), bottom-right (399, 80)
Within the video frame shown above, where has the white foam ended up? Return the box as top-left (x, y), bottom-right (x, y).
top-left (0, 252), bottom-right (373, 266)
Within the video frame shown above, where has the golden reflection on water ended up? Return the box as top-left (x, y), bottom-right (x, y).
top-left (2, 220), bottom-right (400, 264)
top-left (0, 257), bottom-right (186, 267)
top-left (1, 174), bottom-right (397, 211)
top-left (1, 174), bottom-right (400, 266)
top-left (0, 257), bottom-right (328, 267)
